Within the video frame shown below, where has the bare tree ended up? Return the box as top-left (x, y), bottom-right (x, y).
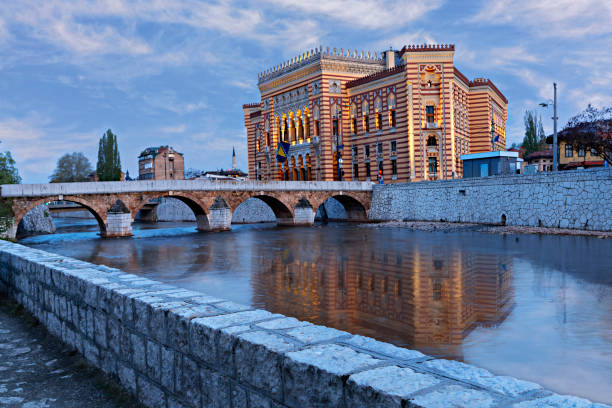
top-left (559, 105), bottom-right (612, 165)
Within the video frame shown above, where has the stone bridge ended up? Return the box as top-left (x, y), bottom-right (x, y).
top-left (1, 180), bottom-right (373, 239)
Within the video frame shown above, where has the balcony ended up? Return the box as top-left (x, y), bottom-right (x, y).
top-left (426, 122), bottom-right (439, 129)
top-left (427, 146), bottom-right (438, 153)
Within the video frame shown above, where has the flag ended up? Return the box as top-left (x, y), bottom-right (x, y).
top-left (276, 141), bottom-right (290, 163)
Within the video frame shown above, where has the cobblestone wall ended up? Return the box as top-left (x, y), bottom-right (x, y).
top-left (370, 168), bottom-right (612, 231)
top-left (0, 241), bottom-right (606, 408)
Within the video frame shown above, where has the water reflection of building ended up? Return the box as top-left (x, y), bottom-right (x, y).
top-left (251, 233), bottom-right (514, 359)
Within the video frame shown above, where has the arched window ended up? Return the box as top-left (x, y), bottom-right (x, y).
top-left (331, 103), bottom-right (341, 137)
top-left (388, 94), bottom-right (396, 128)
top-left (362, 100), bottom-right (370, 133)
top-left (375, 97), bottom-right (383, 130)
top-left (313, 105), bottom-right (320, 136)
top-left (350, 103), bottom-right (357, 134)
top-left (296, 111), bottom-right (303, 143)
top-left (303, 107), bottom-right (311, 140)
top-left (427, 136), bottom-right (437, 146)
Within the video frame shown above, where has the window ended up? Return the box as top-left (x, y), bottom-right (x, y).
top-left (426, 105), bottom-right (435, 123)
top-left (353, 163), bottom-right (359, 179)
top-left (378, 161), bottom-right (383, 179)
top-left (389, 110), bottom-right (396, 128)
top-left (433, 280), bottom-right (442, 301)
top-left (352, 146), bottom-right (358, 158)
top-left (390, 140), bottom-right (397, 154)
top-left (332, 118), bottom-right (339, 136)
top-left (565, 144), bottom-right (573, 158)
top-left (590, 148), bottom-right (598, 156)
top-left (144, 162), bottom-right (152, 169)
top-left (427, 136), bottom-right (437, 146)
top-left (377, 142), bottom-right (383, 156)
top-left (365, 145), bottom-right (370, 158)
top-left (352, 118), bottom-right (357, 134)
top-left (266, 132), bottom-right (270, 145)
top-left (365, 162), bottom-right (371, 178)
top-left (376, 113), bottom-right (382, 130)
top-left (315, 120), bottom-right (320, 136)
top-left (363, 116), bottom-right (370, 133)
top-left (391, 159), bottom-right (397, 177)
top-left (169, 162), bottom-right (173, 171)
top-left (428, 157), bottom-right (437, 174)
top-left (578, 146), bottom-right (585, 157)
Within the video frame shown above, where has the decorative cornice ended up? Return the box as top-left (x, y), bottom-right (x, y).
top-left (469, 78), bottom-right (508, 104)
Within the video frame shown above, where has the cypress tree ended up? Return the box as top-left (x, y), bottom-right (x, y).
top-left (96, 129), bottom-right (122, 181)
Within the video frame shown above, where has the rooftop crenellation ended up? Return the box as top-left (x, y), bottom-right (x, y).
top-left (258, 45), bottom-right (384, 84)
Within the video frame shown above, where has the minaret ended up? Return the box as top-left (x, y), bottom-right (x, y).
top-left (232, 147), bottom-right (237, 170)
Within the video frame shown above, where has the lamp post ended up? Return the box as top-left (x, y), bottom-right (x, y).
top-left (539, 83), bottom-right (558, 171)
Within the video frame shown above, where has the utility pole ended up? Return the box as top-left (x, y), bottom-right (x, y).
top-left (553, 83), bottom-right (558, 172)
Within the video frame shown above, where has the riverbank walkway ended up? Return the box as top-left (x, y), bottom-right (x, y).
top-left (0, 293), bottom-right (141, 407)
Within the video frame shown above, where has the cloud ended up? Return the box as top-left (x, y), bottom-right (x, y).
top-left (264, 0), bottom-right (443, 29)
top-left (160, 124), bottom-right (186, 133)
top-left (469, 0), bottom-right (612, 37)
top-left (0, 115), bottom-right (98, 182)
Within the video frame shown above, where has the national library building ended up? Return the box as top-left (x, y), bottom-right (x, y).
top-left (243, 44), bottom-right (507, 182)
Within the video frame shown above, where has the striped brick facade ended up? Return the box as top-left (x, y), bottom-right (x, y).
top-left (243, 45), bottom-right (507, 182)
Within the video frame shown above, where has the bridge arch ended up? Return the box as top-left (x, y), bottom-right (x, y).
top-left (231, 194), bottom-right (294, 226)
top-left (315, 193), bottom-right (369, 221)
top-left (14, 196), bottom-right (107, 238)
top-left (131, 192), bottom-right (211, 231)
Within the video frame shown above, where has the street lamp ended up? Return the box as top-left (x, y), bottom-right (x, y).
top-left (539, 83), bottom-right (558, 171)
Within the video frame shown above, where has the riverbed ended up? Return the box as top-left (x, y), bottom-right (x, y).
top-left (20, 217), bottom-right (612, 404)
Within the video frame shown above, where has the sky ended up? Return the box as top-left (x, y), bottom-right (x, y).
top-left (0, 0), bottom-right (611, 183)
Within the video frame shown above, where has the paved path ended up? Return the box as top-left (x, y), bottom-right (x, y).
top-left (0, 293), bottom-right (141, 407)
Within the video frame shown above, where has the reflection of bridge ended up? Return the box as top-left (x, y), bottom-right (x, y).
top-left (2, 180), bottom-right (372, 239)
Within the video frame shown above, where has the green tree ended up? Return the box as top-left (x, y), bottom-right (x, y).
top-left (523, 111), bottom-right (545, 156)
top-left (0, 151), bottom-right (21, 185)
top-left (50, 152), bottom-right (93, 182)
top-left (0, 151), bottom-right (21, 236)
top-left (96, 129), bottom-right (122, 181)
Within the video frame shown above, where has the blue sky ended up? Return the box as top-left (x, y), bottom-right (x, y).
top-left (1, 0), bottom-right (610, 183)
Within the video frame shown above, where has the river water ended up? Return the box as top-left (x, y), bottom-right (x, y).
top-left (21, 217), bottom-right (612, 404)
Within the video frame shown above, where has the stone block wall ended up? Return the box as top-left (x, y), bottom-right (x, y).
top-left (370, 168), bottom-right (612, 231)
top-left (0, 241), bottom-right (606, 408)
top-left (106, 213), bottom-right (132, 237)
top-left (17, 204), bottom-right (56, 236)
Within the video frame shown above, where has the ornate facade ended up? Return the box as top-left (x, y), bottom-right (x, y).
top-left (243, 44), bottom-right (507, 182)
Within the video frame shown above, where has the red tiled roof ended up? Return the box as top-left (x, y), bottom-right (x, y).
top-left (346, 65), bottom-right (404, 89)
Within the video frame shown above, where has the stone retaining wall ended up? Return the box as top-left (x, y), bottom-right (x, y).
top-left (0, 241), bottom-right (606, 408)
top-left (17, 204), bottom-right (56, 236)
top-left (370, 168), bottom-right (612, 231)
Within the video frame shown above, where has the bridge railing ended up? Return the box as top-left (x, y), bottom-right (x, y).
top-left (0, 180), bottom-right (374, 197)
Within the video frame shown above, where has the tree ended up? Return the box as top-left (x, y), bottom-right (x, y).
top-left (96, 129), bottom-right (122, 181)
top-left (0, 151), bottom-right (20, 236)
top-left (0, 151), bottom-right (21, 185)
top-left (523, 111), bottom-right (545, 156)
top-left (559, 105), bottom-right (612, 166)
top-left (49, 152), bottom-right (93, 182)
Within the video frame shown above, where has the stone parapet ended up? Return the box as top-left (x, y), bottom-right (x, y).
top-left (0, 241), bottom-right (607, 408)
top-left (370, 168), bottom-right (612, 231)
top-left (0, 180), bottom-right (373, 198)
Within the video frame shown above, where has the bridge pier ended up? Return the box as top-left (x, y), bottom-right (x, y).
top-left (207, 207), bottom-right (232, 231)
top-left (293, 207), bottom-right (315, 226)
top-left (103, 213), bottom-right (132, 238)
